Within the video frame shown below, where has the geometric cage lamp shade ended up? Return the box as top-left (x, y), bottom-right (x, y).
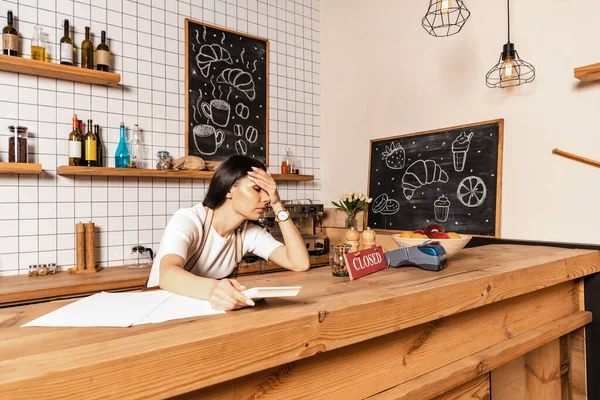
top-left (422, 0), bottom-right (471, 37)
top-left (485, 0), bottom-right (535, 88)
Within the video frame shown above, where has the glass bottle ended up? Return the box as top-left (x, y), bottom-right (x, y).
top-left (94, 124), bottom-right (104, 167)
top-left (68, 114), bottom-right (83, 166)
top-left (128, 124), bottom-right (143, 168)
top-left (59, 19), bottom-right (73, 66)
top-left (84, 119), bottom-right (97, 167)
top-left (96, 30), bottom-right (110, 72)
top-left (77, 120), bottom-right (85, 165)
top-left (31, 26), bottom-right (46, 61)
top-left (156, 151), bottom-right (171, 170)
top-left (8, 126), bottom-right (28, 163)
top-left (329, 243), bottom-right (351, 277)
top-left (2, 10), bottom-right (18, 56)
top-left (81, 26), bottom-right (93, 69)
top-left (115, 122), bottom-right (130, 168)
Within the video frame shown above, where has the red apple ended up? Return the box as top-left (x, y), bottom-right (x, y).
top-left (431, 232), bottom-right (450, 239)
top-left (424, 223), bottom-right (445, 238)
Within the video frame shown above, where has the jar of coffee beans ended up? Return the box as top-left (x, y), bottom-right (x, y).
top-left (8, 126), bottom-right (28, 163)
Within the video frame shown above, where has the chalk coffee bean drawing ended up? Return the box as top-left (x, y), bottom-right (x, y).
top-left (245, 126), bottom-right (258, 143)
top-left (235, 140), bottom-right (247, 155)
top-left (234, 124), bottom-right (243, 136)
top-left (235, 103), bottom-right (250, 119)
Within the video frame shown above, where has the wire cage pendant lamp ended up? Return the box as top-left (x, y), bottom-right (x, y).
top-left (485, 0), bottom-right (535, 88)
top-left (422, 0), bottom-right (471, 37)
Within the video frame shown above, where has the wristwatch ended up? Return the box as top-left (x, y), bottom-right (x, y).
top-left (275, 208), bottom-right (290, 223)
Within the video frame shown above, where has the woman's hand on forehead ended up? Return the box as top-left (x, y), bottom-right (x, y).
top-left (247, 167), bottom-right (281, 205)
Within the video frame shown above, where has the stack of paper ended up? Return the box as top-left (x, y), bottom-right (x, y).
top-left (22, 291), bottom-right (224, 328)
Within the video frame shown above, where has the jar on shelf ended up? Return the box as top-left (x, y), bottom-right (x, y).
top-left (156, 150), bottom-right (171, 170)
top-left (8, 126), bottom-right (28, 163)
top-left (329, 243), bottom-right (351, 277)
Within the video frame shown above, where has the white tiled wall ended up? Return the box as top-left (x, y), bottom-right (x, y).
top-left (0, 0), bottom-right (321, 275)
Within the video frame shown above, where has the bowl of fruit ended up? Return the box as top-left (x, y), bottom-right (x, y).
top-left (391, 223), bottom-right (471, 259)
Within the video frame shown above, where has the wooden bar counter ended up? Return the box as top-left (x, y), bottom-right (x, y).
top-left (1, 244), bottom-right (599, 399)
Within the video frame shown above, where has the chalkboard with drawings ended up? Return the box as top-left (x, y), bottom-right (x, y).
top-left (185, 19), bottom-right (269, 164)
top-left (367, 120), bottom-right (504, 237)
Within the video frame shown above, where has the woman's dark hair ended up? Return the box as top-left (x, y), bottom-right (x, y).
top-left (203, 155), bottom-right (267, 209)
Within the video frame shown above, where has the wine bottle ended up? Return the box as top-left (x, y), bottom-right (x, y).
top-left (81, 26), bottom-right (93, 69)
top-left (30, 25), bottom-right (46, 61)
top-left (2, 10), bottom-right (18, 56)
top-left (68, 114), bottom-right (83, 166)
top-left (96, 31), bottom-right (110, 72)
top-left (59, 19), bottom-right (73, 66)
top-left (77, 120), bottom-right (85, 166)
top-left (128, 124), bottom-right (143, 168)
top-left (84, 119), bottom-right (97, 167)
top-left (115, 123), bottom-right (130, 168)
top-left (94, 124), bottom-right (104, 167)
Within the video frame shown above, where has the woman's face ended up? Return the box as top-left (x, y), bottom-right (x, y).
top-left (229, 176), bottom-right (270, 219)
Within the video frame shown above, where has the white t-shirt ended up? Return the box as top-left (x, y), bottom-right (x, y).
top-left (147, 204), bottom-right (282, 287)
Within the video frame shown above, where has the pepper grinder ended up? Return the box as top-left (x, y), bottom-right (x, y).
top-left (344, 227), bottom-right (360, 253)
top-left (76, 222), bottom-right (86, 271)
top-left (361, 227), bottom-right (376, 249)
top-left (84, 222), bottom-right (95, 270)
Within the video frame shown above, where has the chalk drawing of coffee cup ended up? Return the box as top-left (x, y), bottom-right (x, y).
top-left (193, 124), bottom-right (225, 156)
top-left (201, 99), bottom-right (231, 127)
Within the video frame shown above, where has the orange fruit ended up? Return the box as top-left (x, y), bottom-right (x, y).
top-left (446, 232), bottom-right (462, 239)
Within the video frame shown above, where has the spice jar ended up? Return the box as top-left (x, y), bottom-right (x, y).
top-left (8, 126), bottom-right (28, 163)
top-left (28, 265), bottom-right (38, 277)
top-left (48, 263), bottom-right (57, 274)
top-left (37, 264), bottom-right (48, 276)
top-left (329, 243), bottom-right (351, 277)
top-left (156, 150), bottom-right (171, 170)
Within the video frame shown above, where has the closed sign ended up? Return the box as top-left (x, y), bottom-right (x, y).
top-left (344, 246), bottom-right (387, 280)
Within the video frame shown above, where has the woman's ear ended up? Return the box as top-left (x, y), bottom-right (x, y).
top-left (225, 190), bottom-right (233, 199)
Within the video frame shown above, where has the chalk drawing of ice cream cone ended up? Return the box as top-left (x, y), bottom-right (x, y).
top-left (451, 131), bottom-right (474, 172)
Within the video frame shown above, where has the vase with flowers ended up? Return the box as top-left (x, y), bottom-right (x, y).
top-left (331, 191), bottom-right (373, 229)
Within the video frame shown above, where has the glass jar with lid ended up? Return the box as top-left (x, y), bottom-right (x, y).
top-left (156, 150), bottom-right (171, 170)
top-left (8, 126), bottom-right (28, 163)
top-left (329, 243), bottom-right (352, 277)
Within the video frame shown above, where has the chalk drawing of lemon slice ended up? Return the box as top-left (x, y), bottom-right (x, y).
top-left (457, 176), bottom-right (487, 208)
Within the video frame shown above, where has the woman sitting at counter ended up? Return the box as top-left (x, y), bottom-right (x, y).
top-left (147, 155), bottom-right (310, 310)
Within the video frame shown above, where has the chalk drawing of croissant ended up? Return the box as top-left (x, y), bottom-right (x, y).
top-left (402, 159), bottom-right (449, 200)
top-left (217, 68), bottom-right (256, 101)
top-left (196, 44), bottom-right (233, 78)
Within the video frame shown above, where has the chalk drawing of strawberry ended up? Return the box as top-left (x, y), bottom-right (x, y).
top-left (382, 142), bottom-right (405, 169)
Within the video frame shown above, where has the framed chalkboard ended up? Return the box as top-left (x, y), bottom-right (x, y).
top-left (185, 19), bottom-right (269, 164)
top-left (367, 120), bottom-right (504, 237)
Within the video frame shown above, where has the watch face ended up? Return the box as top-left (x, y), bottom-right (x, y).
top-left (277, 210), bottom-right (289, 221)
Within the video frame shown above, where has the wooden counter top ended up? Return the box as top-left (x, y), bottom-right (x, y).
top-left (1, 244), bottom-right (598, 399)
top-left (0, 267), bottom-right (150, 306)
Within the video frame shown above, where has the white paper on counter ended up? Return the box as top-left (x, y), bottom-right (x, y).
top-left (22, 290), bottom-right (224, 328)
top-left (136, 292), bottom-right (224, 324)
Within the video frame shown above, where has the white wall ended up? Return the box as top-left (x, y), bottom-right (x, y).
top-left (321, 0), bottom-right (600, 244)
top-left (0, 0), bottom-right (321, 275)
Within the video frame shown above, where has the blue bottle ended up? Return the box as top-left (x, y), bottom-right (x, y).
top-left (115, 122), bottom-right (130, 168)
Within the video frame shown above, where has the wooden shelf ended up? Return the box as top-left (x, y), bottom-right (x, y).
top-left (0, 54), bottom-right (120, 87)
top-left (552, 148), bottom-right (600, 168)
top-left (0, 162), bottom-right (42, 175)
top-left (57, 166), bottom-right (314, 181)
top-left (574, 62), bottom-right (600, 82)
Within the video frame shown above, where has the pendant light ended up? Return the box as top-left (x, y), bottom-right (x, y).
top-left (421, 0), bottom-right (471, 37)
top-left (485, 0), bottom-right (535, 88)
